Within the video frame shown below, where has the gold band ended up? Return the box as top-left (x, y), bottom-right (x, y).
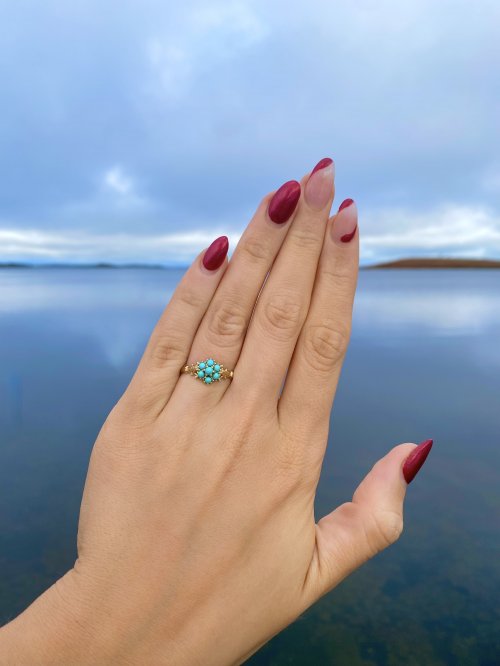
top-left (180, 357), bottom-right (233, 385)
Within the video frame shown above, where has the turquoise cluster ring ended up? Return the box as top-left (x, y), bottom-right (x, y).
top-left (181, 357), bottom-right (234, 385)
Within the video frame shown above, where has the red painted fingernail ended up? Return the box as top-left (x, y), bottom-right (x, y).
top-left (340, 228), bottom-right (357, 243)
top-left (331, 198), bottom-right (358, 244)
top-left (305, 157), bottom-right (335, 210)
top-left (403, 439), bottom-right (434, 484)
top-left (202, 236), bottom-right (229, 271)
top-left (268, 180), bottom-right (301, 224)
top-left (339, 198), bottom-right (354, 212)
top-left (311, 157), bottom-right (334, 175)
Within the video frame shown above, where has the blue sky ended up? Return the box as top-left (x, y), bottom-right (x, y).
top-left (0, 0), bottom-right (499, 265)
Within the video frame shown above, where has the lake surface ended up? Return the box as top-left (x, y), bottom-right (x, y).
top-left (0, 268), bottom-right (499, 665)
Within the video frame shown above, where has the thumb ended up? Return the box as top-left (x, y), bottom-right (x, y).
top-left (303, 440), bottom-right (433, 605)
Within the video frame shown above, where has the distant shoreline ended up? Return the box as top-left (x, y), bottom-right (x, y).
top-left (366, 258), bottom-right (500, 269)
top-left (1, 258), bottom-right (500, 270)
top-left (0, 262), bottom-right (184, 270)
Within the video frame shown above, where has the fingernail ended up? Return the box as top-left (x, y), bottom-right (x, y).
top-left (304, 157), bottom-right (334, 210)
top-left (331, 198), bottom-right (358, 244)
top-left (268, 180), bottom-right (301, 224)
top-left (202, 236), bottom-right (229, 271)
top-left (403, 439), bottom-right (434, 484)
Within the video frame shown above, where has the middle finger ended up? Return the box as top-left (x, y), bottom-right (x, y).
top-left (229, 157), bottom-right (335, 404)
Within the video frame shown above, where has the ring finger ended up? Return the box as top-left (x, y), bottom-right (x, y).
top-left (171, 177), bottom-right (302, 406)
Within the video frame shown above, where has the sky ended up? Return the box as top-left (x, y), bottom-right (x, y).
top-left (0, 0), bottom-right (499, 265)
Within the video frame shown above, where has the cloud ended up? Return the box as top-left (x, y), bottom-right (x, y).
top-left (145, 2), bottom-right (267, 99)
top-left (2, 203), bottom-right (499, 265)
top-left (0, 0), bottom-right (499, 261)
top-left (0, 226), bottom-right (237, 264)
top-left (103, 166), bottom-right (134, 195)
top-left (361, 204), bottom-right (500, 261)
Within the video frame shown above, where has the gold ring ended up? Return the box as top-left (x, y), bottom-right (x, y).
top-left (180, 357), bottom-right (234, 385)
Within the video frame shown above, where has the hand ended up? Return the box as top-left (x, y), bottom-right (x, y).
top-left (0, 158), bottom-right (432, 665)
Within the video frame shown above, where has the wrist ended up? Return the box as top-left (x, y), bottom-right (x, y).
top-left (0, 568), bottom-right (105, 666)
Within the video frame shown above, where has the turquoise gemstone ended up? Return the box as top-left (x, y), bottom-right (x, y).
top-left (207, 359), bottom-right (214, 366)
top-left (197, 370), bottom-right (204, 378)
top-left (214, 364), bottom-right (220, 371)
top-left (204, 376), bottom-right (212, 383)
top-left (213, 372), bottom-right (220, 380)
top-left (199, 362), bottom-right (206, 369)
top-left (205, 367), bottom-right (213, 375)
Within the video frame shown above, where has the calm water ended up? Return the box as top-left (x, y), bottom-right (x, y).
top-left (0, 268), bottom-right (499, 665)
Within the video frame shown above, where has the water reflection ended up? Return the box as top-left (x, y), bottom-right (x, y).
top-left (0, 268), bottom-right (498, 663)
top-left (354, 270), bottom-right (500, 336)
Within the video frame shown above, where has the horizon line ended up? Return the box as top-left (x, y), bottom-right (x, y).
top-left (2, 257), bottom-right (500, 270)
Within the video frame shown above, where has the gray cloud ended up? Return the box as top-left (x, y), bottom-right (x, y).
top-left (0, 0), bottom-right (499, 261)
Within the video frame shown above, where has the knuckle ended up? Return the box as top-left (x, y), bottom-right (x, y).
top-left (240, 235), bottom-right (271, 264)
top-left (93, 405), bottom-right (157, 460)
top-left (260, 291), bottom-right (304, 340)
top-left (148, 287), bottom-right (205, 367)
top-left (322, 264), bottom-right (354, 289)
top-left (149, 331), bottom-right (186, 366)
top-left (176, 286), bottom-right (206, 311)
top-left (303, 321), bottom-right (351, 372)
top-left (206, 299), bottom-right (248, 347)
top-left (290, 227), bottom-right (322, 251)
top-left (370, 509), bottom-right (404, 549)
